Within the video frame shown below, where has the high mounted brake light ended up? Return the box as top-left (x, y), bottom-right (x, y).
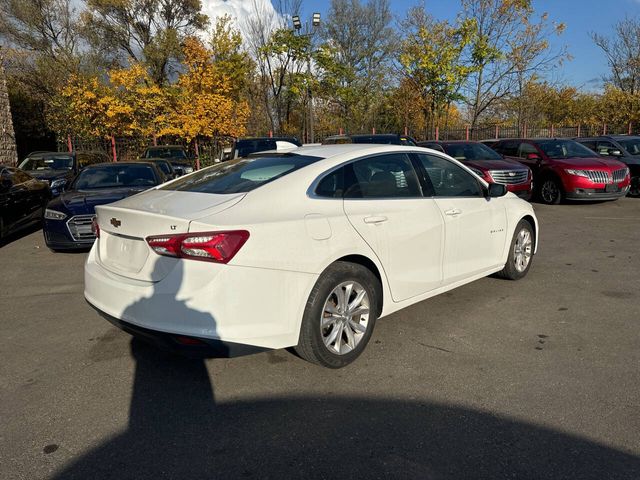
top-left (146, 231), bottom-right (249, 264)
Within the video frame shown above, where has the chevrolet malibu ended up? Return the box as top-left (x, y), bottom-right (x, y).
top-left (85, 145), bottom-right (538, 368)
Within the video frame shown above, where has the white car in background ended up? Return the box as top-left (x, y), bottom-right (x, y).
top-left (85, 144), bottom-right (538, 368)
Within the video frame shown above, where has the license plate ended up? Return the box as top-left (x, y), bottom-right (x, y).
top-left (605, 184), bottom-right (619, 193)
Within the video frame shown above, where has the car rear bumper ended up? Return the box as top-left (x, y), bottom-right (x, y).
top-left (84, 243), bottom-right (317, 351)
top-left (565, 185), bottom-right (630, 201)
top-left (91, 303), bottom-right (267, 358)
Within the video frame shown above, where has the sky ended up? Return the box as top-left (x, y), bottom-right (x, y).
top-left (202, 0), bottom-right (640, 90)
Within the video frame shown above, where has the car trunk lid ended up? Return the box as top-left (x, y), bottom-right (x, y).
top-left (94, 190), bottom-right (245, 281)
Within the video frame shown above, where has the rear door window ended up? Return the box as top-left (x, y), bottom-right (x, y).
top-left (518, 142), bottom-right (538, 157)
top-left (498, 141), bottom-right (519, 156)
top-left (343, 153), bottom-right (422, 199)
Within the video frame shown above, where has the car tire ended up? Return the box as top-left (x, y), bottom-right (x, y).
top-left (295, 261), bottom-right (381, 368)
top-left (629, 176), bottom-right (640, 197)
top-left (497, 220), bottom-right (535, 280)
top-left (538, 176), bottom-right (563, 204)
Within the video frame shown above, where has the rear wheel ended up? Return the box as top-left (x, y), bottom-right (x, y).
top-left (538, 176), bottom-right (563, 204)
top-left (497, 220), bottom-right (534, 280)
top-left (295, 261), bottom-right (380, 368)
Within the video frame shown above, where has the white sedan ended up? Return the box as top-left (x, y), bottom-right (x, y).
top-left (85, 144), bottom-right (538, 368)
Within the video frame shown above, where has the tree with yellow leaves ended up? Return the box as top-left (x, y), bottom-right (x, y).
top-left (160, 36), bottom-right (249, 141)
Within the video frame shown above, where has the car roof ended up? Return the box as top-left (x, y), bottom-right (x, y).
top-left (420, 140), bottom-right (483, 144)
top-left (26, 151), bottom-right (72, 158)
top-left (85, 161), bottom-right (159, 168)
top-left (145, 145), bottom-right (185, 150)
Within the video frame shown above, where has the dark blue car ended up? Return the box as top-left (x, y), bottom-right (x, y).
top-left (43, 162), bottom-right (165, 250)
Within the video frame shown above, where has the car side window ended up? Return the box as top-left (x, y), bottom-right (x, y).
top-left (580, 141), bottom-right (596, 151)
top-left (596, 141), bottom-right (616, 155)
top-left (518, 142), bottom-right (538, 157)
top-left (415, 154), bottom-right (483, 198)
top-left (343, 153), bottom-right (422, 199)
top-left (498, 141), bottom-right (519, 156)
top-left (315, 167), bottom-right (344, 198)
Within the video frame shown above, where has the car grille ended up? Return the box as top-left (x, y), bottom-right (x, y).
top-left (488, 170), bottom-right (529, 185)
top-left (612, 168), bottom-right (628, 183)
top-left (66, 215), bottom-right (96, 242)
top-left (585, 170), bottom-right (611, 183)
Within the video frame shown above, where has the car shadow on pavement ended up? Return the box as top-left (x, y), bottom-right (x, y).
top-left (52, 349), bottom-right (640, 480)
top-left (0, 223), bottom-right (42, 248)
top-left (54, 257), bottom-right (640, 480)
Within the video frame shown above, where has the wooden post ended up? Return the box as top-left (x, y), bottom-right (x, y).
top-left (577, 124), bottom-right (581, 137)
top-left (339, 127), bottom-right (343, 135)
top-left (495, 125), bottom-right (499, 139)
top-left (269, 130), bottom-right (273, 138)
top-left (465, 125), bottom-right (470, 141)
top-left (111, 135), bottom-right (117, 162)
top-left (550, 124), bottom-right (555, 137)
top-left (372, 127), bottom-right (376, 134)
top-left (603, 123), bottom-right (607, 135)
top-left (629, 122), bottom-right (633, 135)
top-left (67, 134), bottom-right (73, 153)
top-left (152, 135), bottom-right (157, 146)
top-left (435, 126), bottom-right (439, 141)
top-left (523, 122), bottom-right (528, 138)
top-left (194, 140), bottom-right (200, 171)
top-left (404, 126), bottom-right (408, 136)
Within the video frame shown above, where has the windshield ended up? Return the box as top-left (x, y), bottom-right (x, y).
top-left (19, 155), bottom-right (73, 171)
top-left (161, 154), bottom-right (322, 194)
top-left (74, 165), bottom-right (158, 189)
top-left (143, 147), bottom-right (187, 159)
top-left (153, 161), bottom-right (172, 175)
top-left (536, 140), bottom-right (597, 159)
top-left (442, 143), bottom-right (503, 161)
top-left (618, 138), bottom-right (640, 155)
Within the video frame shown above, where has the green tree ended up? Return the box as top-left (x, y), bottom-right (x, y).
top-left (399, 7), bottom-right (476, 138)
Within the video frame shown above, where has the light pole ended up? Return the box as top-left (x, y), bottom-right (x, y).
top-left (292, 13), bottom-right (321, 144)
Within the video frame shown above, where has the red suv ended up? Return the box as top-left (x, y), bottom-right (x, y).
top-left (419, 141), bottom-right (532, 199)
top-left (491, 138), bottom-right (631, 204)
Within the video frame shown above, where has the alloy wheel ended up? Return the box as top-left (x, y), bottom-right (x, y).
top-left (540, 179), bottom-right (560, 204)
top-left (513, 228), bottom-right (533, 273)
top-left (320, 281), bottom-right (370, 355)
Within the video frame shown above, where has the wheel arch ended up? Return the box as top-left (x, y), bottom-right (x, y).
top-left (520, 214), bottom-right (538, 254)
top-left (332, 254), bottom-right (385, 317)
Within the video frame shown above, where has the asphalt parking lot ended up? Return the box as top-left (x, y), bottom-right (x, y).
top-left (1, 198), bottom-right (639, 480)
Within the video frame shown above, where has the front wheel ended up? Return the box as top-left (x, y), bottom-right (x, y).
top-left (629, 176), bottom-right (640, 197)
top-left (497, 220), bottom-right (534, 280)
top-left (295, 261), bottom-right (380, 368)
top-left (538, 177), bottom-right (563, 204)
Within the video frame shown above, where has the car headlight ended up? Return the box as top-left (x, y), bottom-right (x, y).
top-left (183, 166), bottom-right (194, 174)
top-left (44, 209), bottom-right (67, 220)
top-left (50, 178), bottom-right (67, 189)
top-left (565, 169), bottom-right (589, 178)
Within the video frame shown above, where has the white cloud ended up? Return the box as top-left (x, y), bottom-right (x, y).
top-left (201, 0), bottom-right (286, 41)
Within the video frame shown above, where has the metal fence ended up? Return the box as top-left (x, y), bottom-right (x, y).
top-left (56, 123), bottom-right (639, 169)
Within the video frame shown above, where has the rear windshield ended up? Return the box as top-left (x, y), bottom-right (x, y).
top-left (161, 154), bottom-right (322, 194)
top-left (74, 165), bottom-right (158, 189)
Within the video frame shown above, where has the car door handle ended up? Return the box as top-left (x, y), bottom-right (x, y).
top-left (444, 208), bottom-right (462, 216)
top-left (363, 216), bottom-right (388, 224)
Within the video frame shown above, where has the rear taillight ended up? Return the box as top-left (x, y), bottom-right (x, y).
top-left (146, 231), bottom-right (249, 263)
top-left (91, 217), bottom-right (100, 238)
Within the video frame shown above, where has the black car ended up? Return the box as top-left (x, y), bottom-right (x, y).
top-left (574, 135), bottom-right (640, 196)
top-left (43, 162), bottom-right (165, 250)
top-left (322, 134), bottom-right (418, 146)
top-left (18, 151), bottom-right (106, 196)
top-left (0, 166), bottom-right (50, 243)
top-left (141, 145), bottom-right (194, 176)
top-left (230, 137), bottom-right (302, 159)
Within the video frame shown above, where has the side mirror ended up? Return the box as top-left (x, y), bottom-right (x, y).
top-left (526, 153), bottom-right (540, 160)
top-left (487, 183), bottom-right (508, 198)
